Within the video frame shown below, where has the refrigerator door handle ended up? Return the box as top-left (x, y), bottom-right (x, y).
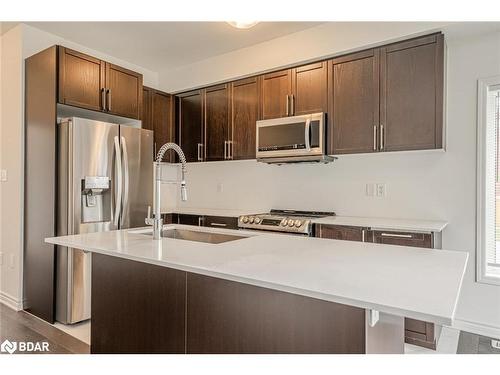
top-left (113, 136), bottom-right (122, 227)
top-left (121, 136), bottom-right (130, 224)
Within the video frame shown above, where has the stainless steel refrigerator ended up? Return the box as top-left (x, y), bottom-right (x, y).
top-left (56, 117), bottom-right (153, 324)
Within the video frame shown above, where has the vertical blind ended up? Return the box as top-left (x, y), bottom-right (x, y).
top-left (488, 88), bottom-right (500, 267)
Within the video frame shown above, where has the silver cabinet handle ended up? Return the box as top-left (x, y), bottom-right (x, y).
top-left (373, 125), bottom-right (377, 151)
top-left (285, 95), bottom-right (289, 116)
top-left (229, 140), bottom-right (233, 160)
top-left (101, 88), bottom-right (106, 111)
top-left (113, 136), bottom-right (122, 227)
top-left (210, 222), bottom-right (227, 227)
top-left (106, 89), bottom-right (111, 112)
top-left (291, 94), bottom-right (295, 116)
top-left (380, 124), bottom-right (385, 151)
top-left (198, 216), bottom-right (204, 226)
top-left (121, 136), bottom-right (129, 225)
top-left (362, 229), bottom-right (366, 242)
top-left (224, 141), bottom-right (228, 160)
top-left (197, 143), bottom-right (203, 161)
top-left (380, 232), bottom-right (413, 238)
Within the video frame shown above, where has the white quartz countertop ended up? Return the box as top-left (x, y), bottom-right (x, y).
top-left (164, 207), bottom-right (448, 232)
top-left (46, 224), bottom-right (466, 325)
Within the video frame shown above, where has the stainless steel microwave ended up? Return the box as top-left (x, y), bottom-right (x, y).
top-left (256, 112), bottom-right (334, 164)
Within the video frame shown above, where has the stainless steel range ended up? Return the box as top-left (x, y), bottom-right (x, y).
top-left (238, 209), bottom-right (335, 235)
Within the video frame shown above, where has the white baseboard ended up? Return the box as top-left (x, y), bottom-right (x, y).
top-left (452, 319), bottom-right (500, 340)
top-left (0, 291), bottom-right (23, 311)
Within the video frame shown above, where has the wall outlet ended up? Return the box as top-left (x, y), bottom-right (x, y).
top-left (217, 183), bottom-right (224, 193)
top-left (0, 169), bottom-right (7, 182)
top-left (376, 183), bottom-right (387, 198)
top-left (365, 183), bottom-right (375, 197)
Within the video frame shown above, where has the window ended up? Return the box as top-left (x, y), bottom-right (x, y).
top-left (477, 76), bottom-right (500, 285)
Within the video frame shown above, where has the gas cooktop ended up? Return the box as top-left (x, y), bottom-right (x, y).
top-left (238, 209), bottom-right (335, 235)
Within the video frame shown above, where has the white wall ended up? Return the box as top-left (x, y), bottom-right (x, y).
top-left (0, 23), bottom-right (160, 309)
top-left (162, 28), bottom-right (500, 334)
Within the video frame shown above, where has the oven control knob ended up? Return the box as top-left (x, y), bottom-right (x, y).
top-left (249, 216), bottom-right (255, 224)
top-left (242, 216), bottom-right (249, 223)
top-left (288, 221), bottom-right (295, 227)
top-left (255, 217), bottom-right (261, 224)
top-left (294, 220), bottom-right (302, 227)
top-left (281, 219), bottom-right (288, 226)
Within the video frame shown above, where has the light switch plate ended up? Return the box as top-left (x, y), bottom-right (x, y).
top-left (376, 183), bottom-right (387, 198)
top-left (217, 183), bottom-right (224, 193)
top-left (0, 169), bottom-right (7, 182)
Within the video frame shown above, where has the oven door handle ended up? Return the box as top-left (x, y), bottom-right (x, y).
top-left (304, 118), bottom-right (311, 151)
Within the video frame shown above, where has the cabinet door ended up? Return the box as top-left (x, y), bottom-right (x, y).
top-left (330, 50), bottom-right (380, 154)
top-left (178, 90), bottom-right (203, 162)
top-left (261, 69), bottom-right (292, 119)
top-left (205, 84), bottom-right (230, 161)
top-left (105, 62), bottom-right (143, 119)
top-left (231, 77), bottom-right (260, 160)
top-left (152, 90), bottom-right (174, 159)
top-left (292, 62), bottom-right (327, 116)
top-left (203, 216), bottom-right (238, 230)
top-left (178, 214), bottom-right (203, 226)
top-left (372, 231), bottom-right (433, 248)
top-left (316, 224), bottom-right (368, 242)
top-left (142, 87), bottom-right (154, 131)
top-left (58, 47), bottom-right (105, 111)
top-left (380, 33), bottom-right (444, 151)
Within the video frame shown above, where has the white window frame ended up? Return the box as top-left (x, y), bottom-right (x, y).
top-left (477, 75), bottom-right (500, 286)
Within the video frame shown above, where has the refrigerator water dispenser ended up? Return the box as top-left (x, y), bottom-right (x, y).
top-left (81, 176), bottom-right (111, 223)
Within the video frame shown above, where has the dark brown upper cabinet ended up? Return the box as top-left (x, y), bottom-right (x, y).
top-left (292, 61), bottom-right (328, 116)
top-left (58, 47), bottom-right (105, 112)
top-left (231, 77), bottom-right (261, 160)
top-left (143, 86), bottom-right (174, 159)
top-left (204, 84), bottom-right (230, 161)
top-left (58, 46), bottom-right (143, 120)
top-left (379, 33), bottom-right (444, 151)
top-left (329, 50), bottom-right (380, 154)
top-left (261, 69), bottom-right (292, 119)
top-left (261, 63), bottom-right (327, 120)
top-left (105, 63), bottom-right (143, 120)
top-left (178, 90), bottom-right (203, 162)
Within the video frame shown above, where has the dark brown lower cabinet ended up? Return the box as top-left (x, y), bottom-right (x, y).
top-left (91, 253), bottom-right (366, 354)
top-left (91, 253), bottom-right (186, 354)
top-left (202, 215), bottom-right (238, 230)
top-left (316, 224), bottom-right (369, 242)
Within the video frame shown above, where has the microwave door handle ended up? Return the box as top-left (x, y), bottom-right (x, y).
top-left (305, 118), bottom-right (311, 151)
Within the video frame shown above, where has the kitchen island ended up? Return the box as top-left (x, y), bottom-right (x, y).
top-left (46, 224), bottom-right (467, 354)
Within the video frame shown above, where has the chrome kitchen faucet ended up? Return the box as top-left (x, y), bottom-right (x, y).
top-left (145, 143), bottom-right (187, 240)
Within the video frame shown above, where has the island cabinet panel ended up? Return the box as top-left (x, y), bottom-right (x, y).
top-left (292, 61), bottom-right (328, 116)
top-left (205, 84), bottom-right (230, 161)
top-left (178, 90), bottom-right (204, 162)
top-left (329, 50), bottom-right (380, 154)
top-left (91, 253), bottom-right (186, 354)
top-left (316, 224), bottom-right (369, 242)
top-left (379, 34), bottom-right (444, 151)
top-left (58, 47), bottom-right (105, 112)
top-left (261, 69), bottom-right (292, 119)
top-left (186, 273), bottom-right (366, 354)
top-left (231, 77), bottom-right (260, 160)
top-left (105, 62), bottom-right (143, 119)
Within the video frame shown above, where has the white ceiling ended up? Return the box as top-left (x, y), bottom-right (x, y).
top-left (26, 22), bottom-right (322, 72)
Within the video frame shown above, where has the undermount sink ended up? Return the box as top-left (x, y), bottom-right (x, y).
top-left (142, 228), bottom-right (248, 244)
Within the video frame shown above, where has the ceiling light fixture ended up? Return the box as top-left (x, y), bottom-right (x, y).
top-left (227, 21), bottom-right (259, 29)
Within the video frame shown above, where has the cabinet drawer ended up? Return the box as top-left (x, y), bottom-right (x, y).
top-left (203, 216), bottom-right (238, 230)
top-left (372, 230), bottom-right (433, 248)
top-left (178, 214), bottom-right (203, 226)
top-left (316, 224), bottom-right (368, 242)
top-left (405, 317), bottom-right (427, 334)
